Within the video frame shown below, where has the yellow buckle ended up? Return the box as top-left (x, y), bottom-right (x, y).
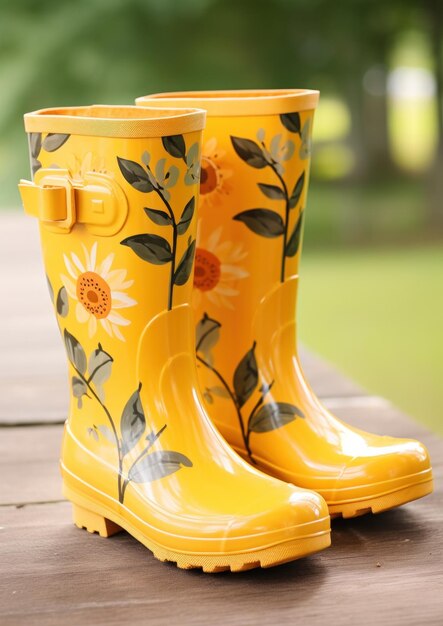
top-left (19, 170), bottom-right (75, 230)
top-left (18, 168), bottom-right (128, 236)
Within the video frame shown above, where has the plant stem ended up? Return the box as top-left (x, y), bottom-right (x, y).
top-left (196, 354), bottom-right (255, 462)
top-left (73, 366), bottom-right (124, 502)
top-left (120, 424), bottom-right (167, 502)
top-left (270, 164), bottom-right (290, 283)
top-left (152, 186), bottom-right (177, 311)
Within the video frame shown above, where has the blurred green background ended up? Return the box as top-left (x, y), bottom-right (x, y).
top-left (1, 0), bottom-right (442, 432)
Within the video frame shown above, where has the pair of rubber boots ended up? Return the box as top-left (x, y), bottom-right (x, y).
top-left (19, 90), bottom-right (433, 573)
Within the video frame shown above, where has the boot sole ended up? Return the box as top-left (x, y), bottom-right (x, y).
top-left (233, 447), bottom-right (433, 519)
top-left (328, 478), bottom-right (434, 519)
top-left (63, 482), bottom-right (331, 573)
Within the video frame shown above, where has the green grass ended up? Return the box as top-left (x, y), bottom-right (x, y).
top-left (298, 244), bottom-right (443, 435)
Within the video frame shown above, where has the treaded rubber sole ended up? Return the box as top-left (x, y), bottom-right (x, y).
top-left (328, 479), bottom-right (434, 519)
top-left (65, 485), bottom-right (331, 573)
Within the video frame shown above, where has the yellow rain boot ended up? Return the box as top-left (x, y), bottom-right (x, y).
top-left (18, 104), bottom-right (330, 572)
top-left (137, 90), bottom-right (433, 518)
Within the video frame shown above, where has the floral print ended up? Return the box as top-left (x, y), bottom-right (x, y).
top-left (193, 223), bottom-right (248, 310)
top-left (61, 242), bottom-right (137, 341)
top-left (199, 138), bottom-right (232, 207)
top-left (66, 152), bottom-right (107, 180)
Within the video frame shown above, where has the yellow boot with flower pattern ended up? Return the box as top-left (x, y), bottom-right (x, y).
top-left (18, 105), bottom-right (330, 571)
top-left (138, 90), bottom-right (433, 518)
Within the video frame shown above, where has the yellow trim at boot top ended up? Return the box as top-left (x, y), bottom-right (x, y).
top-left (137, 90), bottom-right (433, 518)
top-left (19, 104), bottom-right (330, 572)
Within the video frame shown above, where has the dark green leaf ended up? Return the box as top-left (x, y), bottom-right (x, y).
top-left (233, 209), bottom-right (284, 238)
top-left (31, 158), bottom-right (42, 177)
top-left (177, 197), bottom-right (195, 235)
top-left (233, 342), bottom-right (258, 408)
top-left (144, 208), bottom-right (172, 226)
top-left (121, 385), bottom-right (146, 456)
top-left (162, 135), bottom-right (186, 159)
top-left (230, 136), bottom-right (268, 168)
top-left (56, 286), bottom-right (69, 317)
top-left (173, 240), bottom-right (196, 286)
top-left (64, 329), bottom-right (87, 375)
top-left (72, 376), bottom-right (88, 409)
top-left (195, 313), bottom-right (221, 364)
top-left (257, 183), bottom-right (286, 200)
top-left (280, 112), bottom-right (301, 134)
top-left (46, 275), bottom-right (54, 303)
top-left (285, 212), bottom-right (304, 257)
top-left (249, 402), bottom-right (304, 433)
top-left (29, 133), bottom-right (42, 159)
top-left (88, 344), bottom-right (113, 388)
top-left (289, 172), bottom-right (305, 208)
top-left (121, 233), bottom-right (172, 265)
top-left (42, 133), bottom-right (70, 152)
top-left (129, 450), bottom-right (192, 483)
top-left (117, 157), bottom-right (154, 193)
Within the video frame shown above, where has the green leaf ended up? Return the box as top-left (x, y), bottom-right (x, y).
top-left (72, 376), bottom-right (88, 409)
top-left (289, 172), bottom-right (305, 209)
top-left (121, 233), bottom-right (172, 265)
top-left (209, 385), bottom-right (231, 399)
top-left (31, 158), bottom-right (42, 177)
top-left (144, 208), bottom-right (172, 226)
top-left (257, 183), bottom-right (286, 200)
top-left (233, 209), bottom-right (284, 238)
top-left (64, 330), bottom-right (87, 375)
top-left (177, 197), bottom-right (195, 235)
top-left (88, 344), bottom-right (113, 388)
top-left (280, 112), bottom-right (301, 134)
top-left (97, 424), bottom-right (115, 443)
top-left (162, 135), bottom-right (186, 159)
top-left (249, 402), bottom-right (304, 433)
top-left (121, 385), bottom-right (146, 456)
top-left (233, 342), bottom-right (258, 408)
top-left (230, 136), bottom-right (268, 168)
top-left (29, 133), bottom-right (42, 159)
top-left (42, 133), bottom-right (70, 152)
top-left (285, 212), bottom-right (304, 257)
top-left (56, 286), bottom-right (69, 318)
top-left (129, 450), bottom-right (192, 483)
top-left (195, 313), bottom-right (221, 365)
top-left (117, 157), bottom-right (154, 193)
top-left (173, 240), bottom-right (196, 286)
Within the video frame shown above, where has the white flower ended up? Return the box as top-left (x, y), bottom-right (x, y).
top-left (61, 243), bottom-right (137, 341)
top-left (193, 224), bottom-right (248, 310)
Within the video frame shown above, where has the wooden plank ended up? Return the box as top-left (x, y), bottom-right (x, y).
top-left (0, 213), bottom-right (365, 426)
top-left (0, 425), bottom-right (62, 505)
top-left (0, 481), bottom-right (441, 626)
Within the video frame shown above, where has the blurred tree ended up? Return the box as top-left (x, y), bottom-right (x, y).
top-left (0, 0), bottom-right (441, 233)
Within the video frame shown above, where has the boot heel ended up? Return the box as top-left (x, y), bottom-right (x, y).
top-left (72, 503), bottom-right (122, 538)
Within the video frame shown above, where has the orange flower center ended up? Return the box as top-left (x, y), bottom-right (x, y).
top-left (200, 157), bottom-right (219, 195)
top-left (77, 271), bottom-right (111, 319)
top-left (194, 248), bottom-right (221, 292)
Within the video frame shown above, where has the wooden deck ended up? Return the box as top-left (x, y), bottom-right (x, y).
top-left (0, 212), bottom-right (441, 626)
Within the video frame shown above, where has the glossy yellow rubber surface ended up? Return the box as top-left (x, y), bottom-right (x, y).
top-left (138, 90), bottom-right (433, 518)
top-left (19, 105), bottom-right (330, 572)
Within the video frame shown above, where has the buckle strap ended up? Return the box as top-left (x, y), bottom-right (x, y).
top-left (18, 168), bottom-right (128, 236)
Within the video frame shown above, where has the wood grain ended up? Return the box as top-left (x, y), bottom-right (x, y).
top-left (0, 213), bottom-right (441, 626)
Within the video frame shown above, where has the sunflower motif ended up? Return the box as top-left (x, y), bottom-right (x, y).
top-left (66, 152), bottom-right (107, 181)
top-left (199, 138), bottom-right (232, 208)
top-left (61, 243), bottom-right (137, 341)
top-left (193, 224), bottom-right (248, 310)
